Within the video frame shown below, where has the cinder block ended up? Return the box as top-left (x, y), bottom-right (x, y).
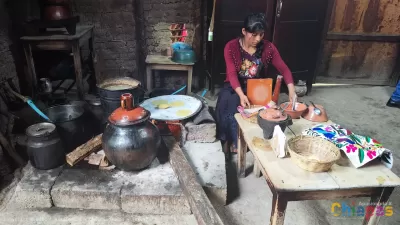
top-left (183, 141), bottom-right (227, 205)
top-left (51, 169), bottom-right (123, 210)
top-left (184, 122), bottom-right (216, 143)
top-left (8, 163), bottom-right (63, 209)
top-left (121, 163), bottom-right (191, 215)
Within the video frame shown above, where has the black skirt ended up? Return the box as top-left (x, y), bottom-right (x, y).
top-left (215, 83), bottom-right (244, 149)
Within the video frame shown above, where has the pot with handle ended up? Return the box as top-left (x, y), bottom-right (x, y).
top-left (102, 93), bottom-right (161, 171)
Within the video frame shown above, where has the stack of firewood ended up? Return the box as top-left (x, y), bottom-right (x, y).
top-left (65, 134), bottom-right (114, 170)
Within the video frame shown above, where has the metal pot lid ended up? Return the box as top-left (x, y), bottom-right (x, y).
top-left (26, 122), bottom-right (56, 137)
top-left (108, 93), bottom-right (150, 126)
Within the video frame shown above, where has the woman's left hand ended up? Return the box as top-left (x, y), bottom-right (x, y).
top-left (287, 83), bottom-right (297, 103)
top-left (289, 91), bottom-right (297, 104)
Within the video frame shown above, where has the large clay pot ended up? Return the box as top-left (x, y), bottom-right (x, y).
top-left (39, 0), bottom-right (72, 21)
top-left (102, 93), bottom-right (161, 171)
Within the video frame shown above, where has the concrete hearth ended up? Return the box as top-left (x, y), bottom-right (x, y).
top-left (3, 140), bottom-right (227, 218)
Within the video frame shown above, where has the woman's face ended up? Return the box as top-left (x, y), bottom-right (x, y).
top-left (242, 29), bottom-right (265, 47)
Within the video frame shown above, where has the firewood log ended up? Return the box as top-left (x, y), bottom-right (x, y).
top-left (66, 134), bottom-right (103, 166)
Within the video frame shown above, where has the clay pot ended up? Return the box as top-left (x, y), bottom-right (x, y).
top-left (39, 0), bottom-right (72, 21)
top-left (257, 110), bottom-right (292, 139)
top-left (280, 102), bottom-right (308, 119)
top-left (302, 103), bottom-right (328, 122)
top-left (102, 93), bottom-right (161, 171)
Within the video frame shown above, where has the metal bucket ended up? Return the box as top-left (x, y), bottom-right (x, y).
top-left (97, 77), bottom-right (146, 117)
top-left (43, 104), bottom-right (91, 153)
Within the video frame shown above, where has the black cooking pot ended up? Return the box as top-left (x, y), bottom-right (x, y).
top-left (43, 104), bottom-right (94, 153)
top-left (26, 122), bottom-right (65, 170)
top-left (257, 112), bottom-right (293, 139)
top-left (97, 77), bottom-right (146, 118)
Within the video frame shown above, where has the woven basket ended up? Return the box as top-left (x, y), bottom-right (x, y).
top-left (242, 105), bottom-right (263, 124)
top-left (287, 135), bottom-right (341, 172)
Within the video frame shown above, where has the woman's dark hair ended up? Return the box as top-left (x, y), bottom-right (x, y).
top-left (243, 13), bottom-right (267, 58)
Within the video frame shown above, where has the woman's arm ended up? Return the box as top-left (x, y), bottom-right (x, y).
top-left (224, 44), bottom-right (250, 106)
top-left (269, 43), bottom-right (296, 100)
top-left (224, 44), bottom-right (245, 98)
top-left (270, 44), bottom-right (294, 86)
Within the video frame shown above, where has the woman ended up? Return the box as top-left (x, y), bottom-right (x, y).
top-left (215, 13), bottom-right (296, 153)
top-left (387, 80), bottom-right (400, 109)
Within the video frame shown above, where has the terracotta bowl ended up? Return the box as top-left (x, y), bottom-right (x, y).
top-left (302, 103), bottom-right (328, 122)
top-left (280, 102), bottom-right (307, 119)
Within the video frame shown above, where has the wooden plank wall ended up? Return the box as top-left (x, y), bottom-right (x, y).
top-left (316, 0), bottom-right (400, 86)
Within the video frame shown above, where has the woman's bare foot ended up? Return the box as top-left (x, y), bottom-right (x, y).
top-left (230, 145), bottom-right (238, 153)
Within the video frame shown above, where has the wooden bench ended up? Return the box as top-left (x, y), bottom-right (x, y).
top-left (145, 55), bottom-right (194, 94)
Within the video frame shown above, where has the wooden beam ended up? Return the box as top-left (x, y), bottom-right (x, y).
top-left (312, 0), bottom-right (336, 88)
top-left (326, 32), bottom-right (400, 42)
top-left (283, 188), bottom-right (383, 201)
top-left (163, 136), bottom-right (224, 225)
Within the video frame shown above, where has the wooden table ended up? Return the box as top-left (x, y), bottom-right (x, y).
top-left (21, 25), bottom-right (96, 100)
top-left (235, 114), bottom-right (400, 225)
top-left (146, 55), bottom-right (194, 94)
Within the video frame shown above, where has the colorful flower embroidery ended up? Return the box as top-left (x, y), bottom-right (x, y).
top-left (302, 124), bottom-right (393, 169)
top-left (248, 64), bottom-right (258, 76)
top-left (346, 144), bottom-right (357, 153)
top-left (367, 150), bottom-right (377, 159)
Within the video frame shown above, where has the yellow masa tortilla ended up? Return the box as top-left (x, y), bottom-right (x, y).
top-left (158, 103), bottom-right (170, 109)
top-left (151, 100), bottom-right (168, 106)
top-left (176, 109), bottom-right (192, 117)
top-left (169, 101), bottom-right (185, 107)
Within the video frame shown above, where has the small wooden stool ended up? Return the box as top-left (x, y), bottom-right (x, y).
top-left (145, 55), bottom-right (194, 94)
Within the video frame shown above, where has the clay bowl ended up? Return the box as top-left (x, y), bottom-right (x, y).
top-left (280, 102), bottom-right (307, 119)
top-left (302, 103), bottom-right (328, 122)
top-left (257, 109), bottom-right (292, 139)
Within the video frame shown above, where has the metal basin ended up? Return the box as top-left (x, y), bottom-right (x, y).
top-left (43, 104), bottom-right (92, 153)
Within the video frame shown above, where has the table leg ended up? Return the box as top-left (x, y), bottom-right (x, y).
top-left (72, 42), bottom-right (84, 100)
top-left (270, 194), bottom-right (288, 225)
top-left (237, 126), bottom-right (247, 178)
top-left (187, 67), bottom-right (193, 94)
top-left (362, 187), bottom-right (394, 225)
top-left (146, 66), bottom-right (152, 93)
top-left (253, 157), bottom-right (262, 178)
top-left (89, 37), bottom-right (98, 79)
top-left (23, 44), bottom-right (37, 98)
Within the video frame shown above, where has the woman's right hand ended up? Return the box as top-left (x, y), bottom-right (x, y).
top-left (239, 95), bottom-right (250, 107)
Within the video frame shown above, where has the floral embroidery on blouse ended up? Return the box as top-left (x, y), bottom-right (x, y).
top-left (238, 44), bottom-right (261, 79)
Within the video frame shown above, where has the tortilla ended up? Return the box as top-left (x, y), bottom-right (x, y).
top-left (169, 101), bottom-right (185, 107)
top-left (176, 109), bottom-right (192, 117)
top-left (158, 104), bottom-right (170, 109)
top-left (151, 100), bottom-right (168, 106)
top-left (252, 137), bottom-right (271, 151)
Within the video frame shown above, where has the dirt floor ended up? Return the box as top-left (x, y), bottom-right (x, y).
top-left (209, 85), bottom-right (400, 225)
top-left (1, 85), bottom-right (399, 225)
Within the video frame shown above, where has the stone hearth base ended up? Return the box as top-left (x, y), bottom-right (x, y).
top-left (4, 141), bottom-right (227, 214)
